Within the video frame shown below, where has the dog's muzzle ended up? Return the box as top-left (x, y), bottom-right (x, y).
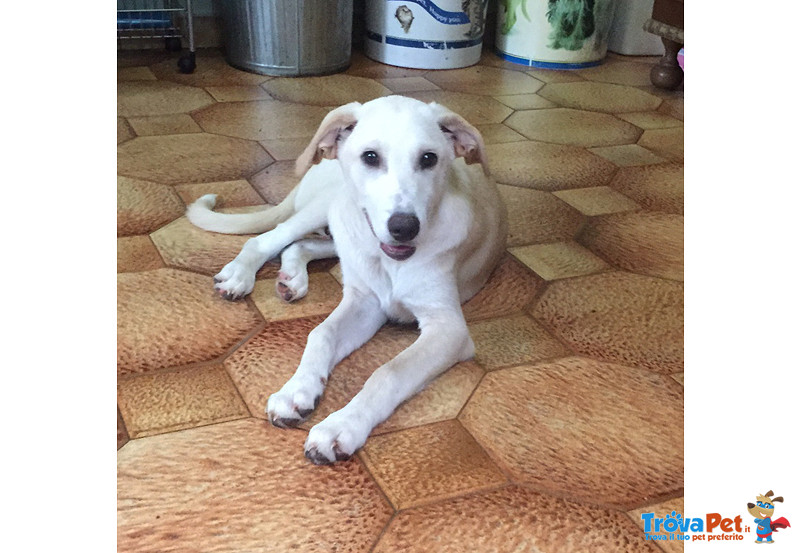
top-left (364, 210), bottom-right (417, 261)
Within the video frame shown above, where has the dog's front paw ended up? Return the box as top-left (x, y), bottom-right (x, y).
top-left (304, 411), bottom-right (370, 465)
top-left (266, 374), bottom-right (325, 428)
top-left (213, 260), bottom-right (255, 301)
top-left (276, 271), bottom-right (309, 303)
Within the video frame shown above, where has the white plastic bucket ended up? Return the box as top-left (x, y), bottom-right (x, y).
top-left (364, 0), bottom-right (490, 69)
top-left (495, 0), bottom-right (618, 69)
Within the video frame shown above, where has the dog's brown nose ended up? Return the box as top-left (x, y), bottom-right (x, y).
top-left (387, 213), bottom-right (420, 242)
top-left (747, 503), bottom-right (755, 508)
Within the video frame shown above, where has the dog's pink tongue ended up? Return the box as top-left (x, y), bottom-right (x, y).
top-left (380, 243), bottom-right (415, 260)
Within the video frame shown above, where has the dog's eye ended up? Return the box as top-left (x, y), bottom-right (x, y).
top-left (420, 152), bottom-right (438, 170)
top-left (361, 150), bottom-right (380, 167)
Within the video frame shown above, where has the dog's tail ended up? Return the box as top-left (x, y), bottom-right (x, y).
top-left (186, 188), bottom-right (298, 235)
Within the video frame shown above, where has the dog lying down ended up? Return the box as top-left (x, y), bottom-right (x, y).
top-left (187, 96), bottom-right (508, 464)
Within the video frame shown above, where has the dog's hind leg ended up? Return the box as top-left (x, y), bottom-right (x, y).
top-left (214, 200), bottom-right (329, 300)
top-left (267, 287), bottom-right (386, 429)
top-left (276, 237), bottom-right (338, 302)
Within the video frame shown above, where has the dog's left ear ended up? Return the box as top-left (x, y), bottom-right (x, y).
top-left (295, 102), bottom-right (361, 177)
top-left (434, 105), bottom-right (490, 175)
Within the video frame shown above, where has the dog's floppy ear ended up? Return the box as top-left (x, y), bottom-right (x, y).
top-left (432, 104), bottom-right (490, 175)
top-left (295, 102), bottom-right (361, 177)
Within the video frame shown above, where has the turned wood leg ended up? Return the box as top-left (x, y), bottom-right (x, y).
top-left (650, 37), bottom-right (683, 90)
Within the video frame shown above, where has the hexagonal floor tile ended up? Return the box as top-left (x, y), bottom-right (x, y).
top-left (424, 66), bottom-right (544, 96)
top-left (579, 212), bottom-right (684, 281)
top-left (118, 419), bottom-right (393, 552)
top-left (345, 50), bottom-right (430, 79)
top-left (499, 184), bottom-right (583, 247)
top-left (608, 162), bottom-right (684, 215)
top-left (251, 272), bottom-right (342, 322)
top-left (404, 90), bottom-right (513, 124)
top-left (618, 111), bottom-right (683, 130)
top-left (505, 108), bottom-right (642, 147)
top-left (205, 85), bottom-right (272, 102)
top-left (493, 93), bottom-right (558, 110)
top-left (193, 100), bottom-right (331, 141)
top-left (359, 420), bottom-right (507, 509)
top-left (117, 176), bottom-right (185, 236)
top-left (469, 314), bottom-right (568, 370)
top-left (530, 271), bottom-right (683, 374)
top-left (249, 160), bottom-right (299, 204)
top-left (538, 81), bottom-right (662, 113)
top-left (577, 61), bottom-right (654, 86)
top-left (225, 318), bottom-right (483, 436)
top-left (638, 127), bottom-right (684, 161)
top-left (261, 74), bottom-right (393, 106)
top-left (117, 235), bottom-right (165, 273)
top-left (118, 365), bottom-right (249, 438)
top-left (117, 408), bottom-right (129, 450)
top-left (461, 255), bottom-right (545, 322)
top-left (150, 215), bottom-right (253, 276)
top-left (509, 241), bottom-right (610, 281)
top-left (589, 144), bottom-right (667, 166)
top-left (118, 117), bottom-right (135, 144)
top-left (552, 186), bottom-right (640, 216)
top-left (460, 357), bottom-right (683, 508)
top-left (126, 113), bottom-right (202, 136)
top-left (174, 179), bottom-right (266, 209)
top-left (474, 124), bottom-right (526, 145)
top-left (373, 485), bottom-right (658, 553)
top-left (376, 76), bottom-right (441, 93)
top-left (487, 141), bottom-right (617, 191)
top-left (117, 80), bottom-right (215, 117)
top-left (149, 53), bottom-right (271, 87)
top-left (118, 268), bottom-right (262, 376)
top-left (118, 133), bottom-right (273, 185)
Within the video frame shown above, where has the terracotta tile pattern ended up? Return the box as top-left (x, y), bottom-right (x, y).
top-left (487, 140), bottom-right (617, 191)
top-left (460, 358), bottom-right (683, 508)
top-left (505, 107), bottom-right (642, 147)
top-left (118, 46), bottom-right (683, 552)
top-left (499, 184), bottom-right (583, 247)
top-left (117, 268), bottom-right (262, 376)
top-left (118, 365), bottom-right (249, 438)
top-left (359, 420), bottom-right (507, 509)
top-left (509, 241), bottom-right (610, 281)
top-left (531, 271), bottom-right (684, 374)
top-left (118, 133), bottom-right (273, 185)
top-left (374, 486), bottom-right (662, 553)
top-left (579, 212), bottom-right (684, 281)
top-left (468, 314), bottom-right (569, 369)
top-left (117, 176), bottom-right (185, 236)
top-left (609, 162), bottom-right (684, 215)
top-left (117, 235), bottom-right (165, 273)
top-left (118, 419), bottom-right (393, 553)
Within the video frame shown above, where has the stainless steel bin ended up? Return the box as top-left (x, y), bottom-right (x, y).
top-left (221, 0), bottom-right (353, 76)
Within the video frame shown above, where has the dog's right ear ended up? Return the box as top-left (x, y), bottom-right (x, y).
top-left (295, 102), bottom-right (361, 177)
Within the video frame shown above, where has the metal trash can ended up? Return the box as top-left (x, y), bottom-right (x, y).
top-left (221, 0), bottom-right (353, 76)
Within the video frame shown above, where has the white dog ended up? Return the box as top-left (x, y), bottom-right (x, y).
top-left (187, 96), bottom-right (507, 464)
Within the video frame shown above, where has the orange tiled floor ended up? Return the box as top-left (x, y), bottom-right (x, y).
top-left (118, 47), bottom-right (683, 552)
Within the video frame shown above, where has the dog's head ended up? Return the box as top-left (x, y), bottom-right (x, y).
top-left (296, 96), bottom-right (488, 261)
top-left (747, 490), bottom-right (783, 519)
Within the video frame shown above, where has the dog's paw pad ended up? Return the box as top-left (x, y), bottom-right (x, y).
top-left (304, 445), bottom-right (334, 465)
top-left (275, 271), bottom-right (308, 303)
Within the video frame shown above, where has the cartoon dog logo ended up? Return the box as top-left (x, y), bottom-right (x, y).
top-left (747, 490), bottom-right (791, 544)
